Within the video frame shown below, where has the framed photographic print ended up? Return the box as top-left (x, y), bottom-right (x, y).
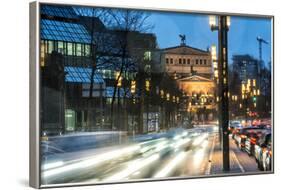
top-left (29, 1), bottom-right (274, 188)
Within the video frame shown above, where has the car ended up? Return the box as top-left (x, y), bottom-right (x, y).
top-left (254, 132), bottom-right (272, 171)
top-left (233, 126), bottom-right (267, 150)
top-left (245, 129), bottom-right (268, 156)
top-left (229, 121), bottom-right (242, 139)
top-left (229, 121), bottom-right (242, 132)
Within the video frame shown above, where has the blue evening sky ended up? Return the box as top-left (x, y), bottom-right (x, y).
top-left (146, 11), bottom-right (272, 66)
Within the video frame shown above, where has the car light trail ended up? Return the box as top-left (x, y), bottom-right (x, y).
top-left (193, 133), bottom-right (208, 146)
top-left (43, 144), bottom-right (141, 178)
top-left (173, 138), bottom-right (191, 149)
top-left (42, 161), bottom-right (64, 170)
top-left (154, 151), bottom-right (186, 178)
top-left (105, 153), bottom-right (160, 181)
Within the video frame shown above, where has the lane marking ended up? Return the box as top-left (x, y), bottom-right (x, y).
top-left (231, 150), bottom-right (245, 173)
top-left (205, 134), bottom-right (216, 175)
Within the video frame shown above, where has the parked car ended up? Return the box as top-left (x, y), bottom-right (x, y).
top-left (245, 129), bottom-right (268, 156)
top-left (254, 132), bottom-right (272, 171)
top-left (234, 126), bottom-right (267, 150)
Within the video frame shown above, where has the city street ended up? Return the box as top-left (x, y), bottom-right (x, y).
top-left (41, 125), bottom-right (260, 185)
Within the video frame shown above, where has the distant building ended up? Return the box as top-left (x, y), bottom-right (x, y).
top-left (232, 54), bottom-right (259, 85)
top-left (160, 43), bottom-right (213, 79)
top-left (156, 41), bottom-right (216, 122)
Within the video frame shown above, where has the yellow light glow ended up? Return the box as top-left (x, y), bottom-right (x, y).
top-left (209, 16), bottom-right (217, 27)
top-left (242, 84), bottom-right (245, 92)
top-left (160, 90), bottom-right (164, 98)
top-left (166, 93), bottom-right (170, 101)
top-left (227, 16), bottom-right (231, 27)
top-left (115, 71), bottom-right (122, 87)
top-left (131, 80), bottom-right (136, 94)
top-left (211, 45), bottom-right (217, 60)
top-left (145, 80), bottom-right (150, 91)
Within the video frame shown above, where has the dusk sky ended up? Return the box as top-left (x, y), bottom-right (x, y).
top-left (147, 11), bottom-right (272, 67)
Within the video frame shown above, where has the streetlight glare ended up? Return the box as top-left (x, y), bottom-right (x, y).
top-left (209, 15), bottom-right (217, 27)
top-left (227, 16), bottom-right (231, 27)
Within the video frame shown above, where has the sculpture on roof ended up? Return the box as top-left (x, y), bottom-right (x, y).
top-left (179, 34), bottom-right (186, 46)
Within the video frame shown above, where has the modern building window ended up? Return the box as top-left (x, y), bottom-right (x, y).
top-left (58, 41), bottom-right (64, 54)
top-left (179, 58), bottom-right (182, 64)
top-left (76, 43), bottom-right (82, 56)
top-left (85, 44), bottom-right (91, 56)
top-left (67, 43), bottom-right (73, 55)
top-left (170, 58), bottom-right (173, 64)
top-left (48, 40), bottom-right (54, 54)
top-left (166, 58), bottom-right (169, 64)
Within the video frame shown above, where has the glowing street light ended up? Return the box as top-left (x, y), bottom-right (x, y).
top-left (160, 90), bottom-right (165, 98)
top-left (145, 80), bottom-right (150, 91)
top-left (115, 71), bottom-right (122, 87)
top-left (166, 93), bottom-right (170, 101)
top-left (209, 15), bottom-right (218, 31)
top-left (131, 80), bottom-right (136, 94)
top-left (227, 16), bottom-right (231, 27)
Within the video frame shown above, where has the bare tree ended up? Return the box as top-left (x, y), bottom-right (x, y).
top-left (75, 7), bottom-right (117, 131)
top-left (106, 9), bottom-right (154, 132)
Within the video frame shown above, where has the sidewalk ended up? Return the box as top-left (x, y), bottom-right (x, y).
top-left (208, 134), bottom-right (245, 175)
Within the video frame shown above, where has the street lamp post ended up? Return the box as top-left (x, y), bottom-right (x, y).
top-left (209, 15), bottom-right (230, 171)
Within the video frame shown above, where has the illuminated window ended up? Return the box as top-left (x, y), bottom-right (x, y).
top-left (58, 41), bottom-right (64, 54)
top-left (144, 51), bottom-right (151, 61)
top-left (47, 40), bottom-right (54, 53)
top-left (85, 44), bottom-right (90, 56)
top-left (76, 43), bottom-right (82, 56)
top-left (67, 43), bottom-right (73, 55)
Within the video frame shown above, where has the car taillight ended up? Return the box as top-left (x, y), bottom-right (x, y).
top-left (240, 134), bottom-right (247, 138)
top-left (250, 138), bottom-right (256, 144)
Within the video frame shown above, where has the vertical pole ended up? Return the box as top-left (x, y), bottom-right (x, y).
top-left (218, 16), bottom-right (230, 171)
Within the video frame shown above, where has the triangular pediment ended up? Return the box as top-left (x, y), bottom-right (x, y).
top-left (162, 45), bottom-right (210, 56)
top-left (177, 75), bottom-right (213, 82)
